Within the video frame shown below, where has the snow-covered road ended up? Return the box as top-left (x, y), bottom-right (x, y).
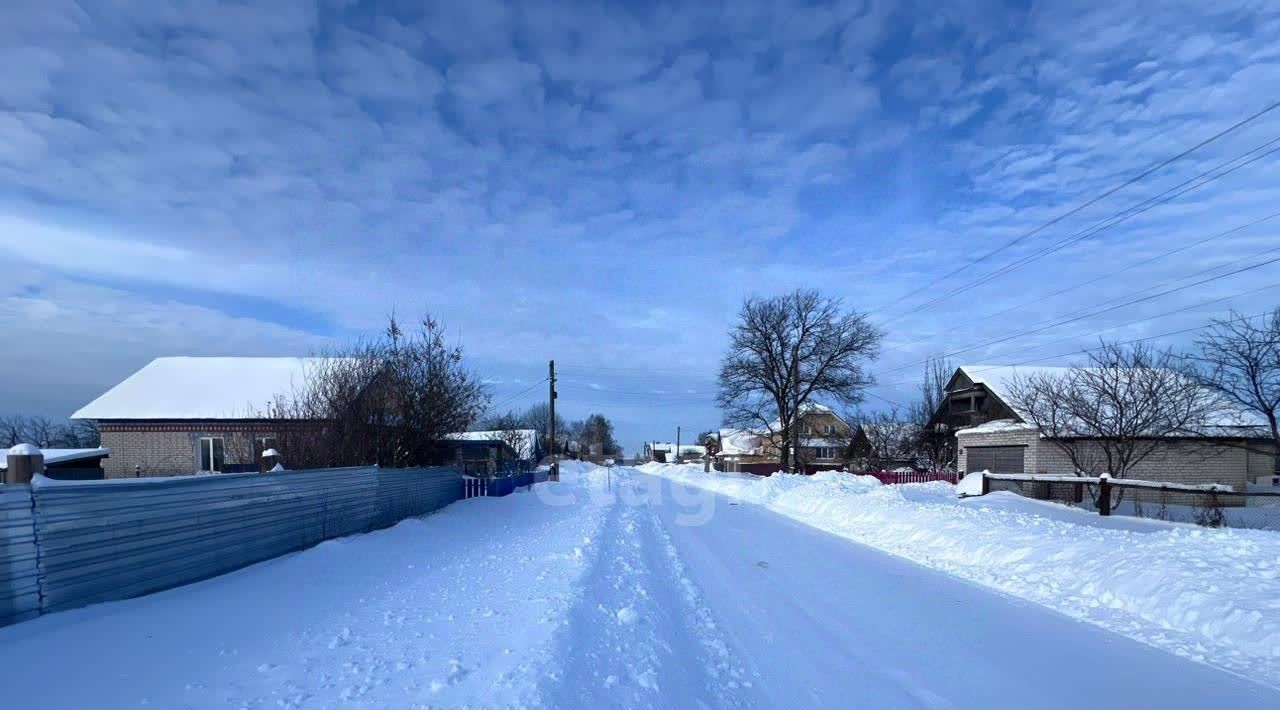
top-left (0, 463), bottom-right (1276, 708)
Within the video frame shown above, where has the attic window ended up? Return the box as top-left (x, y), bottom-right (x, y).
top-left (824, 424), bottom-right (835, 435)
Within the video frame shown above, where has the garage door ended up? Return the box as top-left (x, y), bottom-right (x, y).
top-left (965, 446), bottom-right (1025, 474)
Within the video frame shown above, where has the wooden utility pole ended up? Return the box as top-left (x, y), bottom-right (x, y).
top-left (676, 426), bottom-right (681, 464)
top-left (549, 360), bottom-right (558, 482)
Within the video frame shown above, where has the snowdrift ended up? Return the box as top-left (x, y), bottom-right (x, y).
top-left (638, 462), bottom-right (1280, 685)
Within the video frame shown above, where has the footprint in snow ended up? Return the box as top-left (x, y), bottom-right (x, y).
top-left (756, 561), bottom-right (770, 569)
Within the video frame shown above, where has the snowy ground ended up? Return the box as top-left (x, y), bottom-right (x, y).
top-left (0, 462), bottom-right (1277, 708)
top-left (641, 462), bottom-right (1280, 688)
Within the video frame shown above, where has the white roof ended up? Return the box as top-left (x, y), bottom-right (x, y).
top-left (445, 430), bottom-right (539, 460)
top-left (648, 442), bottom-right (706, 455)
top-left (73, 357), bottom-right (333, 420)
top-left (958, 364), bottom-right (1268, 430)
top-left (0, 447), bottom-right (110, 470)
top-left (718, 428), bottom-right (764, 456)
top-left (955, 419), bottom-right (1040, 437)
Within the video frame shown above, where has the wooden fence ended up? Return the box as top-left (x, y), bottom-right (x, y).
top-left (979, 472), bottom-right (1280, 516)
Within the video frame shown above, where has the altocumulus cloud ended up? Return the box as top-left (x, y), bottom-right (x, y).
top-left (0, 0), bottom-right (1278, 452)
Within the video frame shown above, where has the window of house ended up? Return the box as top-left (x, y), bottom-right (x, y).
top-left (199, 437), bottom-right (225, 472)
top-left (951, 397), bottom-right (973, 413)
top-left (824, 424), bottom-right (835, 435)
top-left (800, 423), bottom-right (812, 435)
top-left (813, 446), bottom-right (835, 460)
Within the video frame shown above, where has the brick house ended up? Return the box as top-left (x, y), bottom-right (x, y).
top-left (718, 403), bottom-right (855, 474)
top-left (932, 365), bottom-right (1276, 502)
top-left (72, 357), bottom-right (324, 478)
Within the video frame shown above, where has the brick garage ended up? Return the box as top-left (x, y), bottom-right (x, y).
top-left (957, 420), bottom-right (1276, 505)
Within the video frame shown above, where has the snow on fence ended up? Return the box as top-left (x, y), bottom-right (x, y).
top-left (979, 472), bottom-right (1280, 518)
top-left (0, 465), bottom-right (461, 628)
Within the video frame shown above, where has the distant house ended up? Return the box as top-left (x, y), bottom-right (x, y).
top-left (0, 447), bottom-right (111, 481)
top-left (929, 365), bottom-right (1277, 500)
top-left (718, 403), bottom-right (855, 474)
top-left (644, 441), bottom-right (706, 463)
top-left (442, 429), bottom-right (540, 477)
top-left (73, 357), bottom-right (327, 478)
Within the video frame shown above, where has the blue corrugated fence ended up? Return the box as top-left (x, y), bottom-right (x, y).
top-left (0, 464), bottom-right (462, 627)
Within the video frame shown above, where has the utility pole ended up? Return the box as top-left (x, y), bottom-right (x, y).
top-left (549, 360), bottom-right (558, 482)
top-left (676, 426), bottom-right (681, 465)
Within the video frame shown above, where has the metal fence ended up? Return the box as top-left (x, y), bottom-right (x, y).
top-left (462, 469), bottom-right (550, 499)
top-left (0, 465), bottom-right (461, 628)
top-left (0, 485), bottom-right (39, 626)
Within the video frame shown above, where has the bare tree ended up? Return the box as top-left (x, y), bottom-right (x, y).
top-left (854, 409), bottom-right (918, 471)
top-left (516, 402), bottom-right (564, 458)
top-left (267, 313), bottom-right (490, 469)
top-left (717, 289), bottom-right (882, 472)
top-left (908, 357), bottom-right (956, 470)
top-left (1187, 309), bottom-right (1280, 471)
top-left (1007, 342), bottom-right (1215, 503)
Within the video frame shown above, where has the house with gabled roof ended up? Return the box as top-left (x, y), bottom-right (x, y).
top-left (72, 357), bottom-right (327, 477)
top-left (929, 365), bottom-right (1276, 500)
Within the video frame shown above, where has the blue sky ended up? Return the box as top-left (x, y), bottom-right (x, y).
top-left (2, 0), bottom-right (1279, 454)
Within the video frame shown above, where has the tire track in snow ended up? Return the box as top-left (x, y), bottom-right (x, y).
top-left (543, 473), bottom-right (749, 708)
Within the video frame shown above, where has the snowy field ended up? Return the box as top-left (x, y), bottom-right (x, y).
top-left (0, 461), bottom-right (1277, 708)
top-left (640, 462), bottom-right (1280, 687)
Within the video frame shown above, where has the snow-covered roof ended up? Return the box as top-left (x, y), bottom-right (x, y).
top-left (798, 438), bottom-right (846, 448)
top-left (0, 447), bottom-right (110, 470)
top-left (955, 419), bottom-right (1040, 437)
top-left (648, 442), bottom-right (706, 455)
top-left (444, 430), bottom-right (539, 460)
top-left (958, 364), bottom-right (1268, 430)
top-left (769, 401), bottom-right (848, 432)
top-left (72, 357), bottom-right (337, 420)
top-left (718, 428), bottom-right (764, 457)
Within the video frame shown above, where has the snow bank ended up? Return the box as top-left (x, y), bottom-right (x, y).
top-left (639, 462), bottom-right (1280, 685)
top-left (0, 463), bottom-right (618, 707)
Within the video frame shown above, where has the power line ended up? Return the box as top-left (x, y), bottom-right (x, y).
top-left (875, 254), bottom-right (1280, 380)
top-left (913, 208), bottom-right (1280, 341)
top-left (872, 291), bottom-right (1280, 391)
top-left (890, 309), bottom-right (1277, 392)
top-left (895, 137), bottom-right (1280, 318)
top-left (486, 377), bottom-right (548, 411)
top-left (871, 99), bottom-right (1280, 316)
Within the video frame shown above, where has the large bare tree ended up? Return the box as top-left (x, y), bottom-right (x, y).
top-left (267, 313), bottom-right (490, 469)
top-left (1007, 342), bottom-right (1214, 502)
top-left (908, 357), bottom-right (956, 470)
top-left (717, 289), bottom-right (882, 472)
top-left (1187, 309), bottom-right (1280, 470)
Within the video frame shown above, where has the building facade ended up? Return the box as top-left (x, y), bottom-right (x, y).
top-left (938, 365), bottom-right (1277, 504)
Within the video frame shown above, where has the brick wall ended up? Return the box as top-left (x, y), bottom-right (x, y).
top-left (99, 422), bottom-right (277, 478)
top-left (958, 425), bottom-right (1266, 505)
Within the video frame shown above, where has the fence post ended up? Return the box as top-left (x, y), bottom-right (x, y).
top-left (4, 443), bottom-right (43, 484)
top-left (980, 471), bottom-right (990, 496)
top-left (1098, 474), bottom-right (1111, 516)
